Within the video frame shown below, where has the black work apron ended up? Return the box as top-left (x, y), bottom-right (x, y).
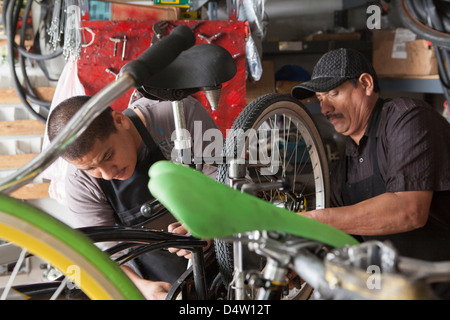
top-left (98, 108), bottom-right (187, 283)
top-left (340, 99), bottom-right (450, 262)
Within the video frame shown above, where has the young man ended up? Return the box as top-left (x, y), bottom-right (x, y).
top-left (292, 48), bottom-right (450, 298)
top-left (47, 95), bottom-right (220, 299)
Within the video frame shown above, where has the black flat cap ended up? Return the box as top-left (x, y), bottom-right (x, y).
top-left (291, 48), bottom-right (378, 100)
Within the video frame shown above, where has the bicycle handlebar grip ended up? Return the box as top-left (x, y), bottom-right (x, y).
top-left (120, 25), bottom-right (196, 87)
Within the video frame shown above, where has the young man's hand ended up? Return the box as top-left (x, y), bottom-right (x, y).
top-left (167, 222), bottom-right (211, 259)
top-left (121, 265), bottom-right (172, 300)
top-left (138, 280), bottom-right (172, 300)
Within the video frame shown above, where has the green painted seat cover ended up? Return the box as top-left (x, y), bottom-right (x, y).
top-left (148, 161), bottom-right (358, 248)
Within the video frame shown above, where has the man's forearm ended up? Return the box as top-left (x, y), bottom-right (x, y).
top-left (120, 265), bottom-right (172, 300)
top-left (300, 191), bottom-right (433, 236)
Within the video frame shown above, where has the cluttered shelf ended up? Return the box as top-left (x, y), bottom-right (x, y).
top-left (262, 29), bottom-right (444, 95)
top-left (262, 39), bottom-right (372, 55)
top-left (273, 76), bottom-right (444, 96)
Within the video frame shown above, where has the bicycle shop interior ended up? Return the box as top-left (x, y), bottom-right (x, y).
top-left (0, 0), bottom-right (449, 302)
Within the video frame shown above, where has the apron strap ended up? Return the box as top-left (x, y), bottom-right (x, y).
top-left (123, 108), bottom-right (166, 164)
top-left (96, 108), bottom-right (167, 226)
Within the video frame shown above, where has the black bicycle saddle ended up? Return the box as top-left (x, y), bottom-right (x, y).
top-left (137, 44), bottom-right (237, 102)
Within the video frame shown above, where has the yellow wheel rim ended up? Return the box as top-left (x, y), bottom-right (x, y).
top-left (0, 215), bottom-right (122, 299)
top-left (0, 194), bottom-right (144, 300)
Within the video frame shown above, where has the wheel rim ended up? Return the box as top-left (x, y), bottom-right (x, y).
top-left (0, 194), bottom-right (144, 300)
top-left (0, 214), bottom-right (124, 300)
top-left (239, 102), bottom-right (327, 211)
top-left (215, 94), bottom-right (331, 294)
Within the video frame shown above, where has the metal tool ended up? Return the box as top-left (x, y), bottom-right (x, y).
top-left (152, 21), bottom-right (201, 45)
top-left (109, 37), bottom-right (121, 56)
top-left (122, 36), bottom-right (127, 60)
top-left (197, 32), bottom-right (223, 44)
top-left (190, 22), bottom-right (203, 31)
top-left (105, 68), bottom-right (118, 80)
top-left (153, 21), bottom-right (170, 41)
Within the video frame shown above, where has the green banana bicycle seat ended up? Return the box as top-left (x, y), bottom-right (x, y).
top-left (148, 161), bottom-right (358, 248)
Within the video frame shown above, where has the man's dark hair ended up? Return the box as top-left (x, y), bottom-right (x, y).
top-left (47, 95), bottom-right (117, 160)
top-left (348, 76), bottom-right (380, 93)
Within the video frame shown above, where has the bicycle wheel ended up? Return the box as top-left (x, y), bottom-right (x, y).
top-left (0, 193), bottom-right (144, 300)
top-left (215, 93), bottom-right (330, 289)
top-left (397, 0), bottom-right (450, 48)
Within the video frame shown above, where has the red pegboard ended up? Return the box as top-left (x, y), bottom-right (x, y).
top-left (78, 20), bottom-right (247, 135)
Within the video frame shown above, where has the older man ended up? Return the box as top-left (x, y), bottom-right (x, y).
top-left (292, 48), bottom-right (450, 298)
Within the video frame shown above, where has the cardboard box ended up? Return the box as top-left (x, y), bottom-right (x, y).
top-left (153, 0), bottom-right (190, 7)
top-left (246, 60), bottom-right (275, 104)
top-left (110, 2), bottom-right (180, 21)
top-left (372, 28), bottom-right (438, 77)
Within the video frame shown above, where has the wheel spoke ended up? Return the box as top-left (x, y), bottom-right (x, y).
top-left (0, 248), bottom-right (27, 300)
top-left (245, 110), bottom-right (326, 211)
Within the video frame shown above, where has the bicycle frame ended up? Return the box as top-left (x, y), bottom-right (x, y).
top-left (241, 232), bottom-right (450, 300)
top-left (227, 186), bottom-right (450, 300)
top-left (80, 226), bottom-right (210, 300)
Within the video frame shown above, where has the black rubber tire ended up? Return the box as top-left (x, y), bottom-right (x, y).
top-left (397, 0), bottom-right (450, 48)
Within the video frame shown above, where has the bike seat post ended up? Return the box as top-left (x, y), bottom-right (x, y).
top-left (233, 233), bottom-right (246, 300)
top-left (229, 158), bottom-right (247, 300)
top-left (227, 159), bottom-right (247, 189)
top-left (171, 100), bottom-right (191, 165)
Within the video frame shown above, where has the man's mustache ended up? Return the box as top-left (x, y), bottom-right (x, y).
top-left (326, 113), bottom-right (344, 121)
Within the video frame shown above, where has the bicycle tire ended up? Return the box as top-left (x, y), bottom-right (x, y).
top-left (397, 0), bottom-right (450, 48)
top-left (0, 193), bottom-right (144, 300)
top-left (215, 93), bottom-right (330, 287)
top-left (81, 226), bottom-right (217, 300)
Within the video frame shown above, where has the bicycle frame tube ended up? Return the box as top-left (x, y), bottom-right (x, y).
top-left (81, 226), bottom-right (209, 299)
top-left (233, 234), bottom-right (246, 300)
top-left (0, 73), bottom-right (136, 194)
top-left (171, 100), bottom-right (192, 164)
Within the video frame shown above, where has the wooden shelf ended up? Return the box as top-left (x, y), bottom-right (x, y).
top-left (9, 182), bottom-right (50, 199)
top-left (0, 120), bottom-right (45, 137)
top-left (0, 87), bottom-right (55, 104)
top-left (262, 39), bottom-right (372, 55)
top-left (0, 154), bottom-right (38, 169)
